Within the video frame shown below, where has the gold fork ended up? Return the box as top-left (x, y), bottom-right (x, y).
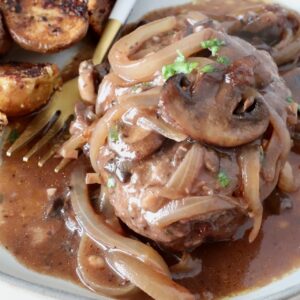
top-left (6, 0), bottom-right (136, 171)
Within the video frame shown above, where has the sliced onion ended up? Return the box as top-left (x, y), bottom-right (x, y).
top-left (278, 161), bottom-right (299, 193)
top-left (78, 61), bottom-right (97, 104)
top-left (170, 253), bottom-right (202, 280)
top-left (262, 132), bottom-right (281, 182)
top-left (71, 169), bottom-right (169, 275)
top-left (106, 251), bottom-right (195, 300)
top-left (95, 73), bottom-right (135, 116)
top-left (137, 116), bottom-right (187, 142)
top-left (267, 103), bottom-right (292, 162)
top-left (89, 88), bottom-right (161, 172)
top-left (273, 23), bottom-right (300, 65)
top-left (108, 16), bottom-right (215, 82)
top-left (59, 134), bottom-right (87, 159)
top-left (77, 235), bottom-right (137, 297)
top-left (144, 195), bottom-right (240, 228)
top-left (239, 146), bottom-right (262, 243)
top-left (165, 144), bottom-right (203, 193)
top-left (85, 173), bottom-right (102, 185)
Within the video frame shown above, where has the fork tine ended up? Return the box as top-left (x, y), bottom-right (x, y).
top-left (38, 147), bottom-right (58, 168)
top-left (55, 158), bottom-right (72, 173)
top-left (38, 133), bottom-right (70, 168)
top-left (6, 110), bottom-right (58, 157)
top-left (23, 117), bottom-right (65, 162)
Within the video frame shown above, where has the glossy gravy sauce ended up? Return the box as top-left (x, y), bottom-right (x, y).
top-left (1, 0), bottom-right (300, 299)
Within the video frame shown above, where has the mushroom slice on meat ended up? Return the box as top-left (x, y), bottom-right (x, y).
top-left (159, 70), bottom-right (269, 147)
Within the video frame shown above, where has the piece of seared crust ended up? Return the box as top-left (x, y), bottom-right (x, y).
top-left (0, 14), bottom-right (12, 56)
top-left (0, 62), bottom-right (61, 116)
top-left (88, 0), bottom-right (115, 35)
top-left (1, 0), bottom-right (89, 53)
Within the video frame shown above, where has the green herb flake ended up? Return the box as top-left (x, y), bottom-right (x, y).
top-left (201, 39), bottom-right (225, 57)
top-left (107, 176), bottom-right (116, 189)
top-left (218, 171), bottom-right (230, 188)
top-left (162, 50), bottom-right (199, 80)
top-left (108, 125), bottom-right (119, 143)
top-left (217, 55), bottom-right (230, 65)
top-left (200, 64), bottom-right (216, 74)
top-left (131, 85), bottom-right (139, 92)
top-left (132, 82), bottom-right (153, 92)
top-left (286, 96), bottom-right (294, 104)
top-left (8, 128), bottom-right (20, 143)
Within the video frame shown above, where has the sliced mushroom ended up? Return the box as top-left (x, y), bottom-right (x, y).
top-left (108, 122), bottom-right (164, 160)
top-left (159, 71), bottom-right (269, 147)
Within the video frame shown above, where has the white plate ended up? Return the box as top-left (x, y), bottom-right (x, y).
top-left (1, 0), bottom-right (300, 299)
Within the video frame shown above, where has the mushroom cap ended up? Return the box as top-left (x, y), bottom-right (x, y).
top-left (159, 56), bottom-right (270, 147)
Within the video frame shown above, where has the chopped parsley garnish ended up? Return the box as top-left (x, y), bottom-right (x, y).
top-left (217, 55), bottom-right (230, 65)
top-left (200, 64), bottom-right (216, 74)
top-left (162, 50), bottom-right (198, 80)
top-left (107, 176), bottom-right (116, 189)
top-left (201, 39), bottom-right (225, 57)
top-left (8, 128), bottom-right (20, 143)
top-left (132, 82), bottom-right (153, 92)
top-left (218, 171), bottom-right (230, 188)
top-left (286, 96), bottom-right (300, 113)
top-left (108, 125), bottom-right (119, 143)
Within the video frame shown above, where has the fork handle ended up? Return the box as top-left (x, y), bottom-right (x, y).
top-left (92, 0), bottom-right (137, 65)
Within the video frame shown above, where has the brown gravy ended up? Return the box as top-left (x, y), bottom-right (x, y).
top-left (1, 0), bottom-right (300, 299)
top-left (1, 136), bottom-right (300, 299)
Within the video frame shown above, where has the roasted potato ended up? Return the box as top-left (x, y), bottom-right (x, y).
top-left (0, 14), bottom-right (12, 56)
top-left (88, 0), bottom-right (115, 35)
top-left (0, 62), bottom-right (61, 116)
top-left (1, 0), bottom-right (89, 53)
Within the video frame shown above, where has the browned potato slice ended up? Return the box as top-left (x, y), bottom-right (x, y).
top-left (88, 0), bottom-right (115, 35)
top-left (1, 0), bottom-right (89, 53)
top-left (0, 14), bottom-right (12, 56)
top-left (0, 62), bottom-right (61, 116)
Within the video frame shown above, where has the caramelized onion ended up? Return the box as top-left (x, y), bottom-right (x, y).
top-left (77, 235), bottom-right (137, 297)
top-left (85, 173), bottom-right (102, 185)
top-left (78, 60), bottom-right (97, 104)
top-left (273, 14), bottom-right (300, 66)
top-left (59, 134), bottom-right (87, 159)
top-left (89, 88), bottom-right (161, 172)
top-left (165, 144), bottom-right (203, 193)
top-left (137, 115), bottom-right (187, 142)
top-left (95, 73), bottom-right (134, 116)
top-left (108, 16), bottom-right (214, 82)
top-left (278, 161), bottom-right (299, 193)
top-left (144, 196), bottom-right (240, 228)
top-left (107, 251), bottom-right (195, 300)
top-left (239, 146), bottom-right (262, 243)
top-left (267, 104), bottom-right (292, 162)
top-left (170, 253), bottom-right (202, 280)
top-left (71, 169), bottom-right (169, 275)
